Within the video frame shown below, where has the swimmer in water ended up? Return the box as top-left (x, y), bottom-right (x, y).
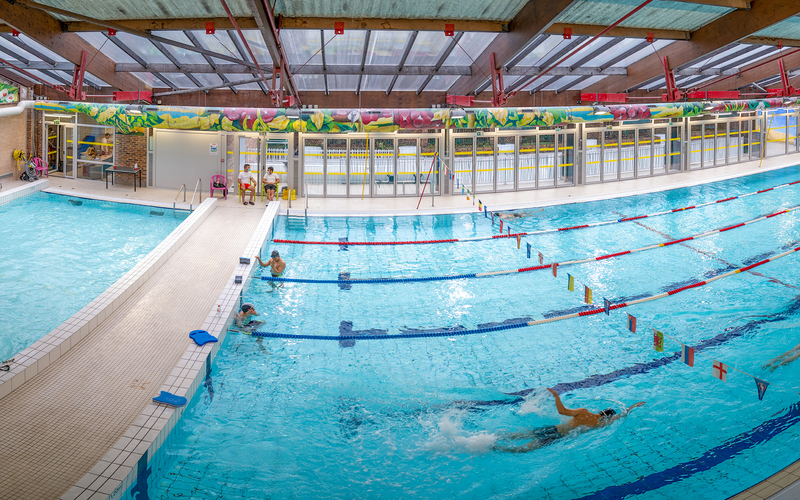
top-left (763, 341), bottom-right (800, 372)
top-left (493, 388), bottom-right (645, 453)
top-left (498, 208), bottom-right (545, 221)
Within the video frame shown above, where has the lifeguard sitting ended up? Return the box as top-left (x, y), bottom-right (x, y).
top-left (238, 164), bottom-right (256, 205)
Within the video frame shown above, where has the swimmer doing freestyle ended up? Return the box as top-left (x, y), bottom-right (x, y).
top-left (493, 388), bottom-right (645, 453)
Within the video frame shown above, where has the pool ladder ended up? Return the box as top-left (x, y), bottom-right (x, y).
top-left (172, 178), bottom-right (202, 215)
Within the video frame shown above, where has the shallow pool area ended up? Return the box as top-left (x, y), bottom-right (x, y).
top-left (0, 193), bottom-right (188, 361)
top-left (131, 165), bottom-right (800, 499)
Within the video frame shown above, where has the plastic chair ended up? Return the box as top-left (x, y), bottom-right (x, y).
top-left (32, 157), bottom-right (48, 178)
top-left (260, 181), bottom-right (280, 202)
top-left (209, 175), bottom-right (227, 200)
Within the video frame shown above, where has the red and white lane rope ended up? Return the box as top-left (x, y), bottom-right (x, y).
top-left (274, 179), bottom-right (800, 246)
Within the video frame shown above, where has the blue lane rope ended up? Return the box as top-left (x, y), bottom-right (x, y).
top-left (260, 273), bottom-right (478, 284)
top-left (250, 321), bottom-right (528, 340)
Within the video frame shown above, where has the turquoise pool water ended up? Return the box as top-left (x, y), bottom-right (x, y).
top-left (0, 193), bottom-right (187, 361)
top-left (140, 166), bottom-right (800, 499)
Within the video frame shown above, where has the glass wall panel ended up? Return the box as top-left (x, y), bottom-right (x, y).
top-left (64, 127), bottom-right (73, 178)
top-left (421, 138), bottom-right (439, 195)
top-left (303, 138), bottom-right (324, 196)
top-left (519, 134), bottom-right (536, 189)
top-left (559, 134), bottom-right (574, 186)
top-left (349, 138), bottom-right (369, 197)
top-left (76, 125), bottom-right (114, 180)
top-left (397, 138), bottom-right (417, 196)
top-left (715, 122), bottom-right (727, 166)
top-left (497, 136), bottom-right (515, 191)
top-left (653, 127), bottom-right (667, 174)
top-left (585, 130), bottom-right (602, 183)
top-left (689, 124), bottom-right (702, 169)
top-left (728, 121), bottom-right (740, 163)
top-left (766, 110), bottom-right (788, 157)
top-left (46, 124), bottom-right (59, 176)
top-left (637, 128), bottom-right (652, 177)
top-left (264, 138), bottom-right (289, 188)
top-left (790, 111), bottom-right (800, 153)
top-left (669, 125), bottom-right (682, 173)
top-left (602, 130), bottom-right (619, 181)
top-left (373, 138), bottom-right (395, 196)
top-left (538, 133), bottom-right (556, 188)
top-left (475, 136), bottom-right (495, 193)
top-left (620, 129), bottom-right (635, 179)
top-left (327, 138), bottom-right (348, 197)
top-left (453, 136), bottom-right (474, 193)
top-left (750, 118), bottom-right (762, 160)
top-left (702, 124), bottom-right (715, 166)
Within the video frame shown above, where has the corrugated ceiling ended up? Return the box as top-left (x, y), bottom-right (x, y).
top-left (556, 0), bottom-right (733, 32)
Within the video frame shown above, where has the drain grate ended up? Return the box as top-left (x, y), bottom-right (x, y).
top-left (150, 211), bottom-right (165, 216)
top-left (68, 199), bottom-right (83, 206)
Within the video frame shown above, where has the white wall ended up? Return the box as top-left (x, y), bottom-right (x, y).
top-left (153, 129), bottom-right (223, 189)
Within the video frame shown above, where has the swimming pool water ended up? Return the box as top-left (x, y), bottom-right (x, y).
top-left (0, 193), bottom-right (187, 361)
top-left (139, 165), bottom-right (800, 499)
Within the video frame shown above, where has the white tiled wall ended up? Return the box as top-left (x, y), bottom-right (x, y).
top-left (0, 178), bottom-right (48, 206)
top-left (0, 197), bottom-right (218, 402)
top-left (72, 202), bottom-right (280, 500)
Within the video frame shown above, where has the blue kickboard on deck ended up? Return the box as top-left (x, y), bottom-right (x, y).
top-left (153, 391), bottom-right (187, 407)
top-left (189, 330), bottom-right (218, 346)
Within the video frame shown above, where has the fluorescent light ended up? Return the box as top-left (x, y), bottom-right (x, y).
top-left (125, 104), bottom-right (142, 115)
top-left (45, 113), bottom-right (74, 119)
top-left (590, 105), bottom-right (612, 116)
top-left (450, 108), bottom-right (467, 119)
top-left (703, 102), bottom-right (715, 111)
top-left (284, 107), bottom-right (300, 119)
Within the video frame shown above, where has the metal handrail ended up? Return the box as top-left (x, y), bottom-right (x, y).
top-left (173, 183), bottom-right (186, 213)
top-left (304, 182), bottom-right (308, 217)
top-left (189, 178), bottom-right (202, 212)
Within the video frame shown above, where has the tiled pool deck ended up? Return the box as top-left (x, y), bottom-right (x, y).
top-left (2, 154), bottom-right (800, 499)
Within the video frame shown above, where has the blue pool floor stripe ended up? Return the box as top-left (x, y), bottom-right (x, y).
top-left (575, 401), bottom-right (800, 500)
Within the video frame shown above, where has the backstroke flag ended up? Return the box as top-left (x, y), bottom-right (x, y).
top-left (516, 234), bottom-right (521, 249)
top-left (627, 313), bottom-right (637, 333)
top-left (713, 360), bottom-right (728, 382)
top-left (567, 274), bottom-right (575, 291)
top-left (681, 345), bottom-right (695, 367)
top-left (552, 262), bottom-right (558, 277)
top-left (538, 252), bottom-right (544, 265)
top-left (527, 242), bottom-right (531, 258)
top-left (754, 378), bottom-right (769, 401)
top-left (604, 298), bottom-right (610, 315)
top-left (500, 220), bottom-right (504, 233)
top-left (584, 285), bottom-right (592, 304)
top-left (653, 329), bottom-right (664, 352)
top-left (478, 200), bottom-right (483, 211)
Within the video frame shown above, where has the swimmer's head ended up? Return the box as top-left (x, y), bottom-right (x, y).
top-left (271, 250), bottom-right (279, 258)
top-left (598, 408), bottom-right (616, 420)
top-left (241, 303), bottom-right (254, 313)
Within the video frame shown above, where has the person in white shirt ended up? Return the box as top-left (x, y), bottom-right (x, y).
top-left (262, 166), bottom-right (280, 203)
top-left (238, 164), bottom-right (256, 205)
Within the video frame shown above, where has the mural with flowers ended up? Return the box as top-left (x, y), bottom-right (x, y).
top-left (33, 98), bottom-right (793, 135)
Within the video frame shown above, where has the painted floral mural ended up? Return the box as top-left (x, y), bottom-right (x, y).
top-left (33, 98), bottom-right (793, 135)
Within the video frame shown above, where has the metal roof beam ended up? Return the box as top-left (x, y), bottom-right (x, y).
top-left (503, 34), bottom-right (549, 71)
top-left (568, 38), bottom-right (623, 71)
top-left (0, 60), bottom-right (71, 70)
top-left (184, 30), bottom-right (237, 94)
top-left (386, 30), bottom-right (417, 95)
top-left (153, 75), bottom-right (266, 96)
top-left (417, 32), bottom-right (463, 94)
top-left (448, 0), bottom-right (583, 96)
top-left (356, 29), bottom-right (371, 95)
top-left (667, 0), bottom-right (750, 8)
top-left (584, 0), bottom-right (800, 93)
top-left (243, 0), bottom-right (298, 98)
top-left (528, 75), bottom-right (561, 93)
top-left (506, 66), bottom-right (626, 76)
top-left (228, 29), bottom-right (268, 95)
top-left (0, 33), bottom-right (55, 65)
top-left (716, 45), bottom-right (775, 72)
top-left (702, 49), bottom-right (800, 91)
top-left (504, 36), bottom-right (587, 93)
top-left (115, 63), bottom-right (474, 75)
top-left (320, 30), bottom-right (328, 96)
top-left (149, 39), bottom-right (205, 90)
top-left (152, 72), bottom-right (178, 90)
top-left (555, 74), bottom-right (590, 93)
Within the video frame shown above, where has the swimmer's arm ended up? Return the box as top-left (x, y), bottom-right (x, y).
top-left (254, 256), bottom-right (266, 267)
top-left (613, 402), bottom-right (646, 422)
top-left (493, 440), bottom-right (539, 453)
top-left (547, 388), bottom-right (582, 417)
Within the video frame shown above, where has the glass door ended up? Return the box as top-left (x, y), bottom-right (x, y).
top-left (452, 136), bottom-right (474, 194)
top-left (373, 137), bottom-right (395, 197)
top-left (518, 134), bottom-right (537, 189)
top-left (538, 132), bottom-right (556, 188)
top-left (421, 137), bottom-right (439, 195)
top-left (326, 137), bottom-right (347, 197)
top-left (349, 137), bottom-right (370, 198)
top-left (497, 135), bottom-right (515, 191)
top-left (64, 126), bottom-right (74, 179)
top-left (45, 124), bottom-right (59, 176)
top-left (397, 138), bottom-right (418, 196)
top-left (302, 137), bottom-right (324, 196)
top-left (558, 133), bottom-right (574, 186)
top-left (475, 136), bottom-right (495, 193)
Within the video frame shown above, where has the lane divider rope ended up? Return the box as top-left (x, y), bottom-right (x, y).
top-left (274, 179), bottom-right (800, 246)
top-left (249, 245), bottom-right (800, 340)
top-left (261, 204), bottom-right (798, 285)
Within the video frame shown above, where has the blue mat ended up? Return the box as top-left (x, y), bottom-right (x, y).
top-left (189, 330), bottom-right (218, 346)
top-left (153, 391), bottom-right (187, 407)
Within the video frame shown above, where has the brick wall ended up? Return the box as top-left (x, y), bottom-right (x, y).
top-left (0, 109), bottom-right (29, 179)
top-left (113, 133), bottom-right (147, 186)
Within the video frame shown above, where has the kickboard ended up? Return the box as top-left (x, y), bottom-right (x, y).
top-left (189, 330), bottom-right (218, 346)
top-left (228, 320), bottom-right (265, 334)
top-left (153, 391), bottom-right (187, 408)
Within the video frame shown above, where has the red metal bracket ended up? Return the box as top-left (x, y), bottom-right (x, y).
top-left (205, 21), bottom-right (215, 34)
top-left (766, 59), bottom-right (796, 97)
top-left (112, 90), bottom-right (153, 103)
top-left (563, 27), bottom-right (572, 40)
top-left (446, 94), bottom-right (475, 107)
top-left (445, 24), bottom-right (454, 37)
top-left (580, 92), bottom-right (629, 103)
top-left (11, 29), bottom-right (19, 37)
top-left (646, 32), bottom-right (654, 43)
top-left (107, 28), bottom-right (116, 36)
top-left (334, 21), bottom-right (344, 35)
top-left (661, 55), bottom-right (682, 102)
top-left (68, 50), bottom-right (87, 101)
top-left (685, 90), bottom-right (740, 100)
top-left (489, 52), bottom-right (506, 107)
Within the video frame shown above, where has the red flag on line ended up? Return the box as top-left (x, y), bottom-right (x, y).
top-left (516, 234), bottom-right (521, 249)
top-left (653, 329), bottom-right (664, 352)
top-left (627, 313), bottom-right (637, 333)
top-left (538, 252), bottom-right (544, 265)
top-left (552, 262), bottom-right (558, 277)
top-left (500, 220), bottom-right (504, 233)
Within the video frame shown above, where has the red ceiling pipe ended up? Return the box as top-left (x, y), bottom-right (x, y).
top-left (260, 0), bottom-right (301, 105)
top-left (219, 0), bottom-right (271, 94)
top-left (513, 0), bottom-right (655, 94)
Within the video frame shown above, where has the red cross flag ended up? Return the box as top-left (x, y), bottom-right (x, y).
top-left (713, 360), bottom-right (728, 383)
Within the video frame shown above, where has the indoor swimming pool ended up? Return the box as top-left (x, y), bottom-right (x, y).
top-left (0, 193), bottom-right (188, 362)
top-left (137, 165), bottom-right (800, 499)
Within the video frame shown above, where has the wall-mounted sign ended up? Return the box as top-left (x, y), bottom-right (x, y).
top-left (209, 143), bottom-right (218, 155)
